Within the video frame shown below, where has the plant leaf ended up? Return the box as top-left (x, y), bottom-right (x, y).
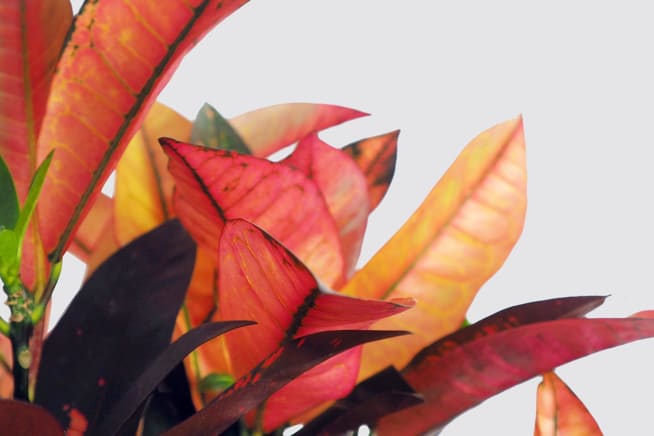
top-left (36, 0), bottom-right (250, 263)
top-left (34, 219), bottom-right (196, 433)
top-left (342, 116), bottom-right (527, 379)
top-left (296, 366), bottom-right (423, 436)
top-left (283, 133), bottom-right (371, 276)
top-left (191, 102), bottom-right (250, 153)
top-left (95, 320), bottom-right (254, 435)
top-left (0, 0), bottom-right (71, 200)
top-left (0, 155), bottom-right (19, 230)
top-left (229, 103), bottom-right (368, 157)
top-left (161, 137), bottom-right (346, 287)
top-left (377, 317), bottom-right (654, 435)
top-left (534, 372), bottom-right (602, 436)
top-left (68, 193), bottom-right (114, 262)
top-left (14, 150), bottom-right (53, 247)
top-left (208, 219), bottom-right (412, 430)
top-left (164, 330), bottom-right (408, 436)
top-left (0, 399), bottom-right (65, 436)
top-left (342, 130), bottom-right (399, 211)
top-left (115, 102), bottom-right (191, 246)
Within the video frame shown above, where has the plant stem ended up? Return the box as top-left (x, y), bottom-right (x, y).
top-left (9, 319), bottom-right (33, 401)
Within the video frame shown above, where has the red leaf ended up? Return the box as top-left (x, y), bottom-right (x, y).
top-left (215, 219), bottom-right (412, 430)
top-left (0, 399), bottom-right (65, 436)
top-left (377, 317), bottom-right (654, 435)
top-left (229, 103), bottom-right (368, 157)
top-left (161, 137), bottom-right (346, 287)
top-left (36, 0), bottom-right (249, 263)
top-left (164, 330), bottom-right (408, 436)
top-left (283, 133), bottom-right (371, 276)
top-left (342, 130), bottom-right (399, 211)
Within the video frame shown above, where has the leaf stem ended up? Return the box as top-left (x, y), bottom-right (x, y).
top-left (9, 319), bottom-right (33, 401)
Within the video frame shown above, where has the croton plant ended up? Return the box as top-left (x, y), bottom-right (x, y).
top-left (0, 1), bottom-right (651, 435)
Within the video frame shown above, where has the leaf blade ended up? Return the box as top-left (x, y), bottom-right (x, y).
top-left (342, 116), bottom-right (527, 378)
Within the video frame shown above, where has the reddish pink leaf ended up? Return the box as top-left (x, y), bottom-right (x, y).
top-left (0, 0), bottom-right (72, 289)
top-left (213, 219), bottom-right (412, 431)
top-left (0, 0), bottom-right (71, 200)
top-left (283, 133), bottom-right (371, 276)
top-left (36, 0), bottom-right (249, 263)
top-left (342, 130), bottom-right (399, 211)
top-left (377, 317), bottom-right (654, 435)
top-left (229, 103), bottom-right (368, 157)
top-left (68, 193), bottom-right (113, 262)
top-left (534, 372), bottom-right (602, 436)
top-left (160, 137), bottom-right (346, 287)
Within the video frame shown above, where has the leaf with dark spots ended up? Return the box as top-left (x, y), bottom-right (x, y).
top-left (377, 316), bottom-right (654, 435)
top-left (296, 366), bottom-right (422, 436)
top-left (191, 102), bottom-right (250, 154)
top-left (0, 399), bottom-right (65, 436)
top-left (342, 130), bottom-right (399, 211)
top-left (409, 295), bottom-right (606, 366)
top-left (96, 320), bottom-right (254, 436)
top-left (34, 219), bottom-right (196, 433)
top-left (164, 330), bottom-right (408, 436)
top-left (161, 137), bottom-right (346, 287)
top-left (209, 219), bottom-right (412, 430)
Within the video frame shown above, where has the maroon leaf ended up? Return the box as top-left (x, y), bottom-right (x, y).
top-left (164, 330), bottom-right (408, 436)
top-left (0, 399), bottom-right (64, 436)
top-left (378, 316), bottom-right (654, 435)
top-left (96, 320), bottom-right (254, 435)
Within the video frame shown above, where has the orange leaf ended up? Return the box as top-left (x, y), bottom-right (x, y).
top-left (68, 193), bottom-right (113, 262)
top-left (114, 102), bottom-right (191, 245)
top-left (283, 133), bottom-right (371, 276)
top-left (36, 0), bottom-right (249, 263)
top-left (229, 103), bottom-right (368, 157)
top-left (161, 138), bottom-right (346, 287)
top-left (215, 219), bottom-right (411, 431)
top-left (534, 372), bottom-right (603, 436)
top-left (342, 130), bottom-right (399, 211)
top-left (342, 116), bottom-right (527, 379)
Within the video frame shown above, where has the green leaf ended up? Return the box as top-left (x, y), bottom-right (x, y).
top-left (191, 103), bottom-right (251, 154)
top-left (0, 155), bottom-right (19, 230)
top-left (197, 373), bottom-right (235, 395)
top-left (0, 229), bottom-right (19, 276)
top-left (14, 151), bottom-right (54, 249)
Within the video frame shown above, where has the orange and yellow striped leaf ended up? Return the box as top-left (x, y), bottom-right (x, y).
top-left (342, 117), bottom-right (527, 379)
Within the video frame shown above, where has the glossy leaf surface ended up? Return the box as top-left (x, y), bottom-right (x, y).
top-left (35, 220), bottom-right (196, 433)
top-left (161, 138), bottom-right (346, 286)
top-left (378, 317), bottom-right (654, 435)
top-left (210, 219), bottom-right (412, 430)
top-left (534, 372), bottom-right (602, 436)
top-left (165, 330), bottom-right (408, 436)
top-left (0, 155), bottom-right (19, 229)
top-left (342, 130), bottom-right (399, 211)
top-left (0, 0), bottom-right (71, 199)
top-left (37, 0), bottom-right (249, 263)
top-left (229, 103), bottom-right (367, 157)
top-left (96, 320), bottom-right (254, 435)
top-left (342, 117), bottom-right (527, 379)
top-left (0, 399), bottom-right (64, 436)
top-left (283, 133), bottom-right (370, 276)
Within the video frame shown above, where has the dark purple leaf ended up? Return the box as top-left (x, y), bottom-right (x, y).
top-left (164, 330), bottom-right (409, 436)
top-left (35, 219), bottom-right (196, 433)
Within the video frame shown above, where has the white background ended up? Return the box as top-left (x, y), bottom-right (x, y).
top-left (54, 1), bottom-right (654, 434)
